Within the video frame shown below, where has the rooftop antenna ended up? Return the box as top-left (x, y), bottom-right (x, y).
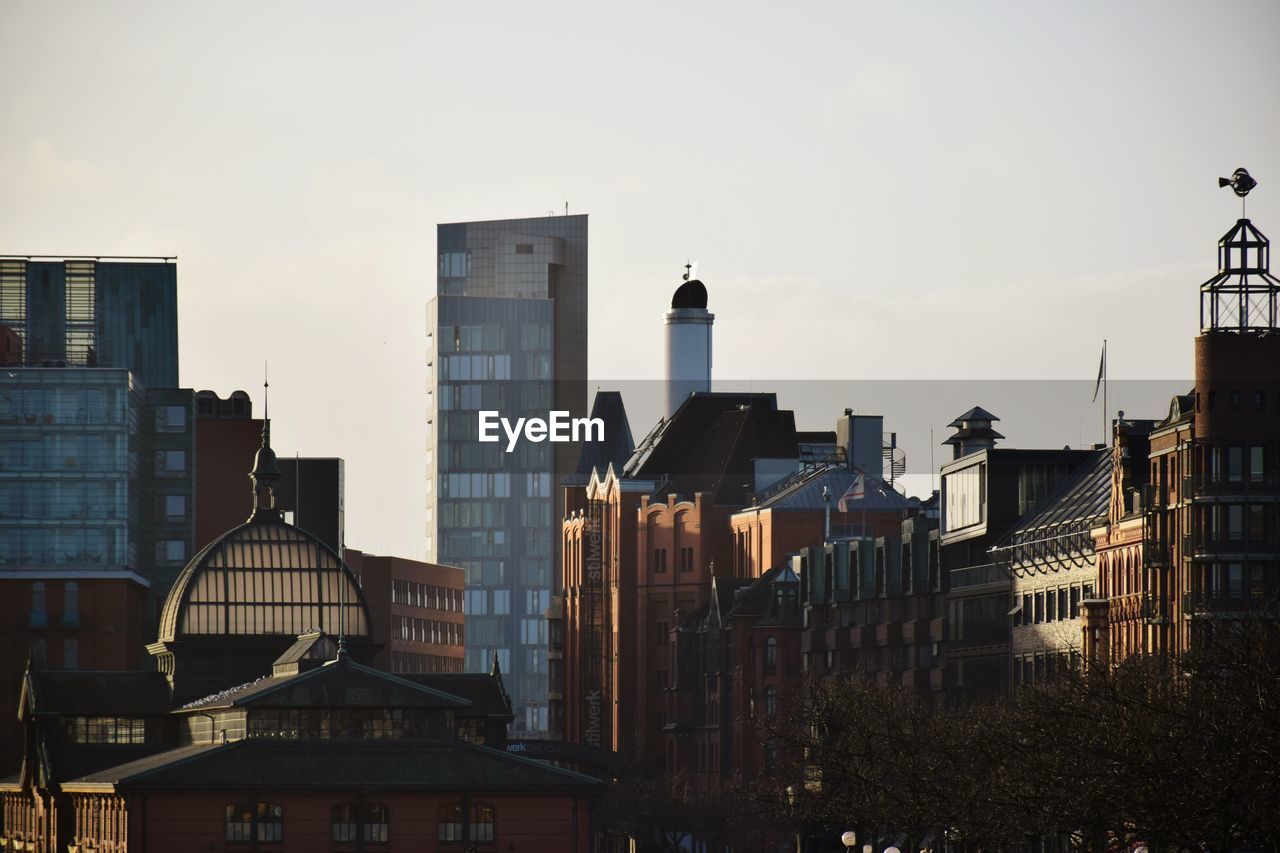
top-left (1219, 167), bottom-right (1257, 218)
top-left (263, 361), bottom-right (269, 420)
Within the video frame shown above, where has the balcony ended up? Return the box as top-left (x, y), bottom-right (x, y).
top-left (1185, 472), bottom-right (1280, 499)
top-left (1182, 592), bottom-right (1280, 619)
top-left (950, 563), bottom-right (1008, 590)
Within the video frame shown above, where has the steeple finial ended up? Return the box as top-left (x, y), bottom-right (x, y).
top-left (249, 369), bottom-right (282, 519)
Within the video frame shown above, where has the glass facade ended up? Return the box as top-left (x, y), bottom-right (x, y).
top-left (0, 258), bottom-right (178, 389)
top-left (0, 368), bottom-right (195, 628)
top-left (427, 216), bottom-right (587, 737)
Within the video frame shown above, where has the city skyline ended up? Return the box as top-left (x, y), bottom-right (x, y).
top-left (2, 0), bottom-right (1278, 557)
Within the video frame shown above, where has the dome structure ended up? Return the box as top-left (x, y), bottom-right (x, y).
top-left (156, 516), bottom-right (370, 644)
top-left (150, 417), bottom-right (375, 702)
top-left (670, 278), bottom-right (708, 310)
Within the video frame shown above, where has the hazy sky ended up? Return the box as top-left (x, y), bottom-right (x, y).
top-left (2, 1), bottom-right (1278, 558)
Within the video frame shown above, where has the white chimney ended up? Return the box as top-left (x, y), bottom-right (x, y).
top-left (664, 277), bottom-right (714, 417)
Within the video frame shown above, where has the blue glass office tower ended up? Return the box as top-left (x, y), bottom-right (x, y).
top-left (427, 216), bottom-right (587, 737)
top-left (0, 257), bottom-right (190, 623)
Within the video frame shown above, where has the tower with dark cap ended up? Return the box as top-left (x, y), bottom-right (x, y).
top-left (664, 267), bottom-right (714, 417)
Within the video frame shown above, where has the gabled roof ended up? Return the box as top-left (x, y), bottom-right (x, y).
top-left (180, 657), bottom-right (469, 712)
top-left (750, 464), bottom-right (915, 513)
top-left (397, 673), bottom-right (513, 719)
top-left (65, 739), bottom-right (601, 793)
top-left (622, 393), bottom-right (788, 493)
top-left (20, 670), bottom-right (170, 720)
top-left (567, 390), bottom-right (635, 486)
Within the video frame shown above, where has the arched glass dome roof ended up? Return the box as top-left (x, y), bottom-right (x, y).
top-left (157, 516), bottom-right (370, 644)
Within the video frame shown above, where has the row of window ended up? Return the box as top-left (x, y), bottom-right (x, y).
top-left (0, 387), bottom-right (126, 424)
top-left (389, 650), bottom-right (464, 673)
top-left (0, 527), bottom-right (119, 566)
top-left (67, 716), bottom-right (146, 744)
top-left (649, 546), bottom-right (696, 574)
top-left (0, 480), bottom-right (121, 519)
top-left (225, 799), bottom-right (499, 844)
top-left (390, 579), bottom-right (461, 612)
top-left (244, 708), bottom-right (450, 741)
top-left (0, 433), bottom-right (123, 472)
top-left (1014, 583), bottom-right (1092, 627)
top-left (392, 615), bottom-right (463, 646)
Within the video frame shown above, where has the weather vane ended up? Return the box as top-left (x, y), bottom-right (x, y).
top-left (682, 261), bottom-right (692, 282)
top-left (1219, 167), bottom-right (1258, 217)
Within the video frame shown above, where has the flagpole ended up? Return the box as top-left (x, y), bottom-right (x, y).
top-left (1102, 339), bottom-right (1107, 447)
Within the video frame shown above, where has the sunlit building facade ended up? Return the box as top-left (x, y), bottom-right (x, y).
top-left (427, 215), bottom-right (587, 737)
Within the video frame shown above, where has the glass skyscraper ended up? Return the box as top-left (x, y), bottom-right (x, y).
top-left (427, 215), bottom-right (587, 737)
top-left (0, 257), bottom-right (191, 622)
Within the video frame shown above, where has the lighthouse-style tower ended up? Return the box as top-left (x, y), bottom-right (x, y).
top-left (664, 269), bottom-right (714, 417)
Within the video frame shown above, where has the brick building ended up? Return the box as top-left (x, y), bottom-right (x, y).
top-left (1088, 203), bottom-right (1280, 666)
top-left (557, 392), bottom-right (829, 762)
top-left (347, 549), bottom-right (465, 674)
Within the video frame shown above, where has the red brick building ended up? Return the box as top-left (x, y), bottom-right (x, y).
top-left (557, 393), bottom-right (823, 763)
top-left (1089, 209), bottom-right (1280, 666)
top-left (347, 549), bottom-right (465, 674)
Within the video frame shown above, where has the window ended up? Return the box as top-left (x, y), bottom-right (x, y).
top-left (679, 546), bottom-right (694, 572)
top-left (493, 589), bottom-right (511, 615)
top-left (63, 581), bottom-right (79, 625)
top-left (652, 548), bottom-right (667, 574)
top-left (438, 803), bottom-right (494, 842)
top-left (332, 803), bottom-right (388, 843)
top-left (226, 802), bottom-right (283, 843)
top-left (765, 686), bottom-right (778, 716)
top-left (764, 636), bottom-right (778, 672)
top-left (68, 717), bottom-right (145, 744)
top-left (161, 540), bottom-right (185, 562)
top-left (163, 494), bottom-right (186, 520)
top-left (156, 449), bottom-right (186, 476)
top-left (155, 404), bottom-right (187, 432)
top-left (1251, 446), bottom-right (1266, 483)
top-left (63, 637), bottom-right (79, 671)
top-left (30, 581), bottom-right (47, 628)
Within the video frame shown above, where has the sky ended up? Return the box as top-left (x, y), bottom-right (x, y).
top-left (2, 1), bottom-right (1278, 558)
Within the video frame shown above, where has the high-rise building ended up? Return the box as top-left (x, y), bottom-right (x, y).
top-left (0, 256), bottom-right (184, 770)
top-left (0, 257), bottom-right (178, 389)
top-left (427, 214), bottom-right (587, 736)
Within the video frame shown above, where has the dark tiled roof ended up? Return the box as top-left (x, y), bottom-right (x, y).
top-left (23, 671), bottom-right (171, 717)
top-left (181, 658), bottom-right (468, 711)
top-left (753, 464), bottom-right (915, 512)
top-left (69, 739), bottom-right (601, 792)
top-left (992, 448), bottom-right (1111, 565)
top-left (623, 392), bottom-right (783, 487)
top-left (397, 673), bottom-right (512, 718)
top-left (948, 406), bottom-right (1000, 426)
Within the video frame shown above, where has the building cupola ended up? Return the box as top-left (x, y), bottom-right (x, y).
top-left (664, 263), bottom-right (715, 417)
top-left (1201, 168), bottom-right (1279, 334)
top-left (943, 406), bottom-right (1004, 459)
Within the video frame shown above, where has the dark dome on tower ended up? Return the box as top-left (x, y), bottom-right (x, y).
top-left (671, 278), bottom-right (708, 310)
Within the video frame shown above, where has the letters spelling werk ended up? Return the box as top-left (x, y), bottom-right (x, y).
top-left (477, 411), bottom-right (604, 453)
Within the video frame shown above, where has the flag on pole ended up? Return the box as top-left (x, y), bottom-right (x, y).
top-left (837, 474), bottom-right (866, 513)
top-left (1091, 342), bottom-right (1106, 403)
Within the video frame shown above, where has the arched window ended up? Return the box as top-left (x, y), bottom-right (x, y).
top-left (225, 802), bottom-right (283, 843)
top-left (437, 802), bottom-right (495, 843)
top-left (332, 803), bottom-right (389, 843)
top-left (764, 636), bottom-right (778, 672)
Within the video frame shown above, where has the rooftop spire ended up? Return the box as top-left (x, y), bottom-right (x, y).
top-left (249, 370), bottom-right (282, 519)
top-left (1202, 168), bottom-right (1278, 334)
